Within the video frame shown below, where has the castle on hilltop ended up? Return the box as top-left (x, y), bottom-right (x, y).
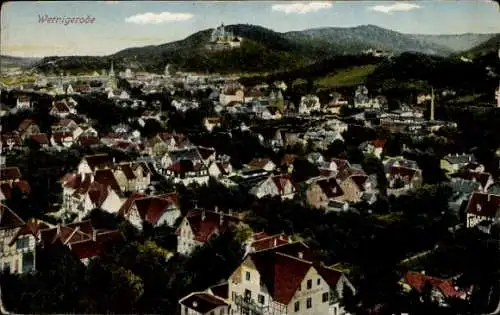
top-left (207, 23), bottom-right (242, 50)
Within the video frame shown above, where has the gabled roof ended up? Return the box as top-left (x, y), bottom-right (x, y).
top-left (1, 134), bottom-right (22, 146)
top-left (18, 119), bottom-right (38, 133)
top-left (388, 166), bottom-right (419, 183)
top-left (466, 192), bottom-right (500, 218)
top-left (30, 133), bottom-right (50, 145)
top-left (94, 169), bottom-right (121, 193)
top-left (0, 204), bottom-right (25, 230)
top-left (8, 218), bottom-right (52, 246)
top-left (249, 251), bottom-right (313, 305)
top-left (0, 167), bottom-right (22, 181)
top-left (51, 131), bottom-right (73, 144)
top-left (198, 146), bottom-right (216, 160)
top-left (248, 158), bottom-right (274, 169)
top-left (271, 175), bottom-right (295, 195)
top-left (281, 154), bottom-right (298, 166)
top-left (180, 210), bottom-right (242, 243)
top-left (316, 177), bottom-right (344, 199)
top-left (134, 193), bottom-right (180, 225)
top-left (403, 271), bottom-right (466, 299)
top-left (52, 101), bottom-right (71, 113)
top-left (179, 292), bottom-right (229, 314)
top-left (83, 154), bottom-right (113, 171)
top-left (70, 229), bottom-right (124, 260)
top-left (349, 175), bottom-right (369, 191)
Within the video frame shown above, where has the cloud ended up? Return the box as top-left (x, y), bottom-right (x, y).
top-left (369, 2), bottom-right (421, 14)
top-left (271, 2), bottom-right (332, 14)
top-left (125, 11), bottom-right (193, 24)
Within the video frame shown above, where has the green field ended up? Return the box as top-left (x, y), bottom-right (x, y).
top-left (314, 64), bottom-right (377, 88)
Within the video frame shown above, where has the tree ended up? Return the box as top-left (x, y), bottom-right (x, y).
top-left (292, 158), bottom-right (319, 183)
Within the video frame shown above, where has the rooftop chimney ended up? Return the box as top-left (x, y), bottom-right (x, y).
top-left (92, 229), bottom-right (97, 241)
top-left (219, 212), bottom-right (224, 226)
top-left (202, 210), bottom-right (206, 221)
top-left (298, 252), bottom-right (304, 259)
top-left (273, 238), bottom-right (277, 247)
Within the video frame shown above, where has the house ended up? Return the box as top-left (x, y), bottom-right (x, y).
top-left (176, 209), bottom-right (243, 255)
top-left (112, 162), bottom-right (151, 193)
top-left (261, 106), bottom-right (282, 120)
top-left (50, 131), bottom-right (74, 149)
top-left (179, 292), bottom-right (231, 315)
top-left (339, 175), bottom-right (376, 203)
top-left (61, 173), bottom-right (122, 220)
top-left (250, 174), bottom-right (296, 200)
top-left (359, 139), bottom-right (386, 159)
top-left (118, 193), bottom-right (181, 230)
top-left (165, 160), bottom-right (210, 186)
top-left (16, 95), bottom-right (32, 110)
top-left (29, 133), bottom-right (50, 148)
top-left (1, 134), bottom-right (22, 152)
top-left (0, 205), bottom-right (37, 273)
top-left (148, 132), bottom-right (192, 157)
top-left (39, 220), bottom-right (124, 265)
top-left (198, 147), bottom-right (217, 165)
top-left (227, 242), bottom-right (355, 315)
top-left (440, 154), bottom-right (476, 174)
top-left (208, 160), bottom-right (234, 178)
top-left (219, 88), bottom-right (244, 106)
top-left (50, 99), bottom-right (76, 118)
top-left (244, 88), bottom-right (265, 103)
top-left (386, 166), bottom-right (423, 196)
top-left (247, 158), bottom-right (276, 172)
top-left (0, 167), bottom-right (22, 185)
top-left (306, 177), bottom-right (344, 209)
top-left (449, 171), bottom-right (494, 192)
top-left (323, 92), bottom-right (348, 114)
top-left (77, 154), bottom-right (114, 175)
top-left (400, 271), bottom-right (469, 306)
top-left (298, 95), bottom-right (321, 115)
top-left (465, 192), bottom-right (500, 228)
top-left (17, 119), bottom-right (40, 139)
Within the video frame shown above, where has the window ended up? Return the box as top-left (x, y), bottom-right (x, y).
top-left (22, 252), bottom-right (34, 273)
top-left (220, 309), bottom-right (225, 315)
top-left (294, 301), bottom-right (300, 312)
top-left (184, 305), bottom-right (189, 315)
top-left (210, 312), bottom-right (215, 315)
top-left (307, 279), bottom-right (312, 289)
top-left (258, 294), bottom-right (265, 305)
top-left (244, 289), bottom-right (251, 301)
top-left (245, 271), bottom-right (251, 281)
top-left (306, 298), bottom-right (312, 309)
top-left (3, 263), bottom-right (10, 273)
top-left (232, 291), bottom-right (237, 301)
top-left (317, 278), bottom-right (321, 286)
top-left (297, 283), bottom-right (301, 291)
top-left (16, 238), bottom-right (29, 250)
top-left (322, 292), bottom-right (329, 303)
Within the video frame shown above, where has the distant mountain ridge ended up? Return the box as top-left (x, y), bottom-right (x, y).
top-left (21, 24), bottom-right (500, 74)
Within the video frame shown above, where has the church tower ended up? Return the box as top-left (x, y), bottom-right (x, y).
top-left (106, 61), bottom-right (117, 90)
top-left (430, 88), bottom-right (435, 121)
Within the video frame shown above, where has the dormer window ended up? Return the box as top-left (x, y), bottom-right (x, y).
top-left (476, 204), bottom-right (482, 212)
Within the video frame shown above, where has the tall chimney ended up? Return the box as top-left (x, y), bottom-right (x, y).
top-left (430, 87), bottom-right (435, 121)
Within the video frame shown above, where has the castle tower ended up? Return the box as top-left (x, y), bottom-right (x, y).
top-left (430, 88), bottom-right (435, 121)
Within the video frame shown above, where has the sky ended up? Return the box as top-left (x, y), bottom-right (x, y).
top-left (1, 1), bottom-right (499, 57)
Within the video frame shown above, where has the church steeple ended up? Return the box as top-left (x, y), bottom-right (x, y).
top-left (109, 61), bottom-right (115, 77)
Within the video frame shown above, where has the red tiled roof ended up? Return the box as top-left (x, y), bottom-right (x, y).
top-left (251, 234), bottom-right (290, 252)
top-left (116, 163), bottom-right (136, 180)
top-left (8, 218), bottom-right (52, 246)
top-left (77, 136), bottom-right (100, 146)
top-left (466, 192), bottom-right (500, 218)
top-left (250, 251), bottom-right (312, 305)
top-left (52, 101), bottom-right (70, 113)
top-left (281, 154), bottom-right (297, 166)
top-left (271, 175), bottom-right (294, 195)
top-left (372, 139), bottom-right (387, 149)
top-left (317, 177), bottom-right (344, 199)
top-left (30, 133), bottom-right (50, 145)
top-left (69, 229), bottom-right (124, 260)
top-left (182, 210), bottom-right (242, 243)
top-left (52, 131), bottom-right (73, 144)
top-left (403, 271), bottom-right (465, 299)
top-left (134, 194), bottom-right (180, 225)
top-left (388, 166), bottom-right (418, 183)
top-left (2, 180), bottom-right (31, 198)
top-left (0, 167), bottom-right (22, 181)
top-left (179, 293), bottom-right (229, 314)
top-left (118, 192), bottom-right (147, 217)
top-left (94, 169), bottom-right (121, 193)
top-left (84, 154), bottom-right (113, 171)
top-left (87, 182), bottom-right (109, 208)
